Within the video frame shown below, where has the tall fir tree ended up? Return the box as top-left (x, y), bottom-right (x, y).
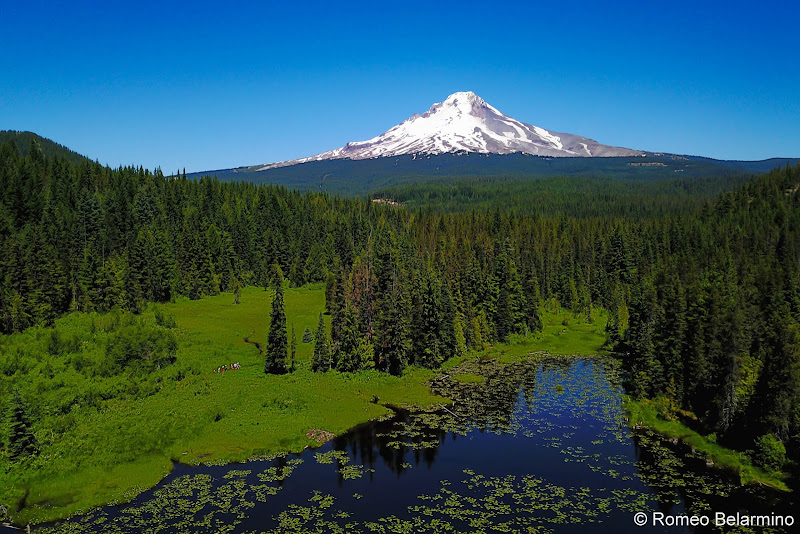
top-left (7, 390), bottom-right (38, 461)
top-left (290, 324), bottom-right (297, 373)
top-left (265, 268), bottom-right (287, 374)
top-left (336, 304), bottom-right (362, 372)
top-left (372, 228), bottom-right (411, 375)
top-left (312, 312), bottom-right (331, 372)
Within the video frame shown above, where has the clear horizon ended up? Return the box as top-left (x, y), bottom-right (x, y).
top-left (2, 1), bottom-right (799, 173)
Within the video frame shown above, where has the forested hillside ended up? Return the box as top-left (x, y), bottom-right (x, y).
top-left (371, 174), bottom-right (750, 218)
top-left (0, 131), bottom-right (91, 167)
top-left (1, 135), bottom-right (799, 486)
top-left (618, 165), bottom-right (800, 472)
top-left (190, 152), bottom-right (771, 197)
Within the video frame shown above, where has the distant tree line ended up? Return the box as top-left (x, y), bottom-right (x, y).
top-left (372, 173), bottom-right (750, 219)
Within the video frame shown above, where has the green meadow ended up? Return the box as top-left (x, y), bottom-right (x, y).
top-left (0, 285), bottom-right (446, 525)
top-left (2, 286), bottom-right (777, 526)
top-left (442, 304), bottom-right (610, 372)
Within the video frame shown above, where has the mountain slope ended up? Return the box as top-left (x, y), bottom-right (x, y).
top-left (187, 153), bottom-right (800, 198)
top-left (0, 130), bottom-right (92, 166)
top-left (257, 91), bottom-right (644, 170)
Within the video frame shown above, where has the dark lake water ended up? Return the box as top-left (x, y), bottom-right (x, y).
top-left (22, 356), bottom-right (800, 532)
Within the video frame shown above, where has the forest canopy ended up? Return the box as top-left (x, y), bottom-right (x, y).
top-left (1, 136), bottom-right (799, 485)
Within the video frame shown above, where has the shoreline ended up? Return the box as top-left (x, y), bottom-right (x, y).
top-left (622, 396), bottom-right (791, 493)
top-left (6, 393), bottom-right (444, 529)
top-left (1, 303), bottom-right (606, 527)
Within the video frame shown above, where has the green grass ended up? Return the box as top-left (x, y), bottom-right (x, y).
top-left (4, 296), bottom-right (778, 524)
top-left (0, 298), bottom-right (650, 526)
top-left (0, 285), bottom-right (447, 525)
top-left (531, 306), bottom-right (610, 356)
top-left (443, 306), bottom-right (609, 371)
top-left (623, 397), bottom-right (790, 492)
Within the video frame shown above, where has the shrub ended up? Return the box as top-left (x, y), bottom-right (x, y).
top-left (651, 396), bottom-right (677, 421)
top-left (154, 307), bottom-right (177, 329)
top-left (753, 434), bottom-right (786, 471)
top-left (337, 338), bottom-right (374, 372)
top-left (302, 327), bottom-right (314, 343)
top-left (105, 323), bottom-right (177, 375)
top-left (47, 329), bottom-right (63, 356)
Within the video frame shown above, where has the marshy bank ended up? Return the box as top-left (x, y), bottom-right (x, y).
top-left (32, 355), bottom-right (797, 533)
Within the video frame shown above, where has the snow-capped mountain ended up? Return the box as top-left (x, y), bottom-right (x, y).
top-left (257, 91), bottom-right (644, 171)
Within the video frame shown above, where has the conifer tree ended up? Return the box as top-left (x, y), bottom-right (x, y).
top-left (7, 390), bottom-right (38, 461)
top-left (302, 327), bottom-right (313, 343)
top-left (625, 279), bottom-right (661, 398)
top-left (372, 228), bottom-right (411, 374)
top-left (290, 324), bottom-right (297, 373)
top-left (438, 282), bottom-right (457, 361)
top-left (375, 281), bottom-right (411, 375)
top-left (413, 268), bottom-right (443, 368)
top-left (524, 274), bottom-right (543, 334)
top-left (233, 277), bottom-right (241, 305)
top-left (329, 268), bottom-right (348, 348)
top-left (312, 313), bottom-right (331, 372)
top-left (758, 306), bottom-right (800, 441)
top-left (336, 304), bottom-right (362, 372)
top-left (453, 313), bottom-right (467, 357)
top-left (324, 270), bottom-right (337, 314)
top-left (265, 268), bottom-right (287, 374)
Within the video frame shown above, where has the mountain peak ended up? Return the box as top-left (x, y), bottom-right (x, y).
top-left (447, 90), bottom-right (477, 98)
top-left (443, 91), bottom-right (482, 104)
top-left (257, 93), bottom-right (644, 170)
top-left (432, 91), bottom-right (488, 115)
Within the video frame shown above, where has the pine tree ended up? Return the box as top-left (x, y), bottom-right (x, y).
top-left (625, 278), bottom-right (662, 398)
top-left (372, 228), bottom-right (411, 375)
top-left (233, 276), bottom-right (242, 305)
top-left (336, 304), bottom-right (362, 372)
top-left (329, 268), bottom-right (348, 348)
top-left (290, 324), bottom-right (297, 373)
top-left (77, 241), bottom-right (100, 312)
top-left (453, 313), bottom-right (467, 357)
top-left (302, 327), bottom-right (313, 343)
top-left (312, 313), bottom-right (331, 372)
top-left (375, 279), bottom-right (411, 375)
top-left (653, 270), bottom-right (686, 404)
top-left (413, 268), bottom-right (443, 369)
top-left (324, 270), bottom-right (337, 314)
top-left (7, 390), bottom-right (38, 461)
top-left (451, 286), bottom-right (468, 356)
top-left (438, 282), bottom-right (457, 362)
top-left (494, 241), bottom-right (514, 340)
top-left (759, 306), bottom-right (800, 441)
top-left (265, 272), bottom-right (287, 374)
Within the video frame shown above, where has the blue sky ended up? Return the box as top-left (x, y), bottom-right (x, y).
top-left (2, 0), bottom-right (798, 173)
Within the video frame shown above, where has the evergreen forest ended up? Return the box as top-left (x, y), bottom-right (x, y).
top-left (2, 136), bottom-right (800, 521)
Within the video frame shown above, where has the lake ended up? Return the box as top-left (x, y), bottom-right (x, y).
top-left (28, 355), bottom-right (798, 533)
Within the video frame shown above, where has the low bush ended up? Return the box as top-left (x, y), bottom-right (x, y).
top-left (753, 434), bottom-right (786, 472)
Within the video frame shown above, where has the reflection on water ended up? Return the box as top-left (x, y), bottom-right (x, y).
top-left (36, 356), bottom-right (797, 533)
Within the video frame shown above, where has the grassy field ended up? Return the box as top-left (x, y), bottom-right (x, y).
top-left (4, 290), bottom-right (777, 525)
top-left (442, 306), bottom-right (610, 372)
top-left (0, 285), bottom-right (446, 525)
